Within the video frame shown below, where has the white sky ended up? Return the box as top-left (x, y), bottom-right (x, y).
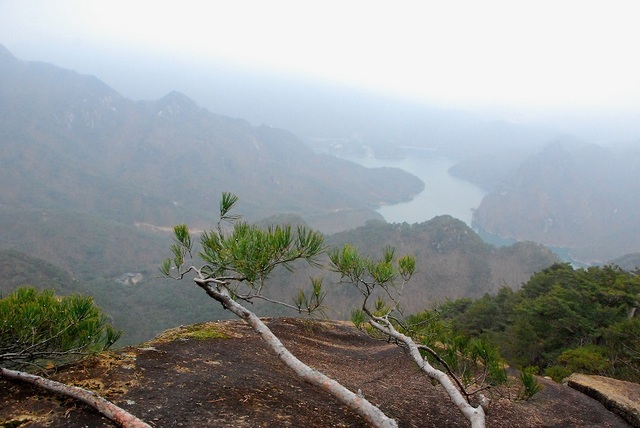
top-left (1, 0), bottom-right (640, 113)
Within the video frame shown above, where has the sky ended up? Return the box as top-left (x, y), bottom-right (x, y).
top-left (1, 0), bottom-right (639, 124)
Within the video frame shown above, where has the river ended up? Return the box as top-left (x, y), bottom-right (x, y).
top-left (343, 151), bottom-right (588, 266)
top-left (343, 151), bottom-right (486, 226)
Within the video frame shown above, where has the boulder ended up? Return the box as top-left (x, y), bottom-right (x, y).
top-left (567, 373), bottom-right (640, 427)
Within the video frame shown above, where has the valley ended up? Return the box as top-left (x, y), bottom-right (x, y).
top-left (0, 45), bottom-right (558, 347)
top-left (2, 5), bottom-right (640, 428)
top-left (0, 43), bottom-right (638, 347)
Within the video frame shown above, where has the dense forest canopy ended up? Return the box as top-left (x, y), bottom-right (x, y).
top-left (437, 263), bottom-right (640, 383)
top-left (0, 216), bottom-right (559, 346)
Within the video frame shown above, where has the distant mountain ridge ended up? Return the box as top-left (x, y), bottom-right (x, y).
top-left (324, 217), bottom-right (559, 311)
top-left (0, 44), bottom-right (423, 232)
top-left (472, 141), bottom-right (640, 262)
top-left (0, 216), bottom-right (560, 345)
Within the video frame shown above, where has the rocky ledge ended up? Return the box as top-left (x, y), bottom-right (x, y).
top-left (567, 373), bottom-right (640, 427)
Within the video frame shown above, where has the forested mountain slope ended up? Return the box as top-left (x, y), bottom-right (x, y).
top-left (0, 216), bottom-right (559, 345)
top-left (0, 44), bottom-right (422, 233)
top-left (471, 142), bottom-right (640, 263)
top-left (322, 218), bottom-right (559, 314)
top-left (0, 45), bottom-right (559, 345)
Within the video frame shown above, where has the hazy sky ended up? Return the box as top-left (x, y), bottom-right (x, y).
top-left (1, 0), bottom-right (639, 116)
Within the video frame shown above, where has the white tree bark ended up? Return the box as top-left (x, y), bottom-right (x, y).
top-left (1, 367), bottom-right (151, 428)
top-left (195, 278), bottom-right (398, 428)
top-left (368, 318), bottom-right (487, 428)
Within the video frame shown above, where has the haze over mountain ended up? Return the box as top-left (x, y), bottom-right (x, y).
top-left (2, 37), bottom-right (640, 266)
top-left (0, 44), bottom-right (423, 234)
top-left (0, 46), bottom-right (561, 344)
top-left (3, 2), bottom-right (639, 146)
top-left (2, 8), bottom-right (640, 426)
top-left (6, 16), bottom-right (638, 267)
top-left (470, 140), bottom-right (640, 263)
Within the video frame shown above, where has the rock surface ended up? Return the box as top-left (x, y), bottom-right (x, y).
top-left (567, 373), bottom-right (640, 427)
top-left (1, 319), bottom-right (634, 427)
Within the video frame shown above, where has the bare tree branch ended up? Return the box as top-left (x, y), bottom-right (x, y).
top-left (330, 244), bottom-right (491, 427)
top-left (367, 316), bottom-right (487, 428)
top-left (1, 367), bottom-right (151, 428)
top-left (416, 344), bottom-right (470, 402)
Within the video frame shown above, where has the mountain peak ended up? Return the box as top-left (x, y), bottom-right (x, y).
top-left (158, 91), bottom-right (201, 116)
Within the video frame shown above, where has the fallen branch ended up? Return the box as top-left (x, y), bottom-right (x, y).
top-left (1, 367), bottom-right (151, 428)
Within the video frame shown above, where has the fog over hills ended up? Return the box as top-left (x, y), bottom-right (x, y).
top-left (3, 41), bottom-right (640, 266)
top-left (85, 48), bottom-right (640, 265)
top-left (0, 45), bottom-right (565, 344)
top-left (3, 38), bottom-right (638, 347)
top-left (471, 141), bottom-right (640, 263)
top-left (3, 8), bottom-right (640, 425)
top-left (0, 44), bottom-right (423, 233)
top-left (63, 47), bottom-right (559, 161)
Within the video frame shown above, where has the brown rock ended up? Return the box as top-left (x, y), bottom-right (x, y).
top-left (567, 373), bottom-right (640, 427)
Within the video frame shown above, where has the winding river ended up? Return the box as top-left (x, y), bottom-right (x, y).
top-left (345, 151), bottom-right (486, 226)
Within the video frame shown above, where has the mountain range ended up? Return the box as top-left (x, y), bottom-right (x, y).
top-left (0, 43), bottom-right (422, 234)
top-left (0, 44), bottom-right (564, 345)
top-left (4, 44), bottom-right (628, 345)
top-left (469, 141), bottom-right (640, 263)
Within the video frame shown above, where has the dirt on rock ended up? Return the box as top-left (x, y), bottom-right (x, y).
top-left (0, 318), bottom-right (634, 427)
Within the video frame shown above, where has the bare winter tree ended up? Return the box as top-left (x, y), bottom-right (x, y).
top-left (161, 192), bottom-right (398, 428)
top-left (329, 244), bottom-right (489, 428)
top-left (0, 287), bottom-right (151, 428)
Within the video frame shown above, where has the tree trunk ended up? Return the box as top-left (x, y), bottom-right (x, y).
top-left (1, 367), bottom-right (151, 428)
top-left (368, 318), bottom-right (487, 428)
top-left (195, 279), bottom-right (398, 428)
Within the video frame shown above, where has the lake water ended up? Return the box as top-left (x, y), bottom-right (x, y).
top-left (344, 152), bottom-right (486, 226)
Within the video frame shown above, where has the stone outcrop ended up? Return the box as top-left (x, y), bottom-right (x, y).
top-left (567, 373), bottom-right (640, 427)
